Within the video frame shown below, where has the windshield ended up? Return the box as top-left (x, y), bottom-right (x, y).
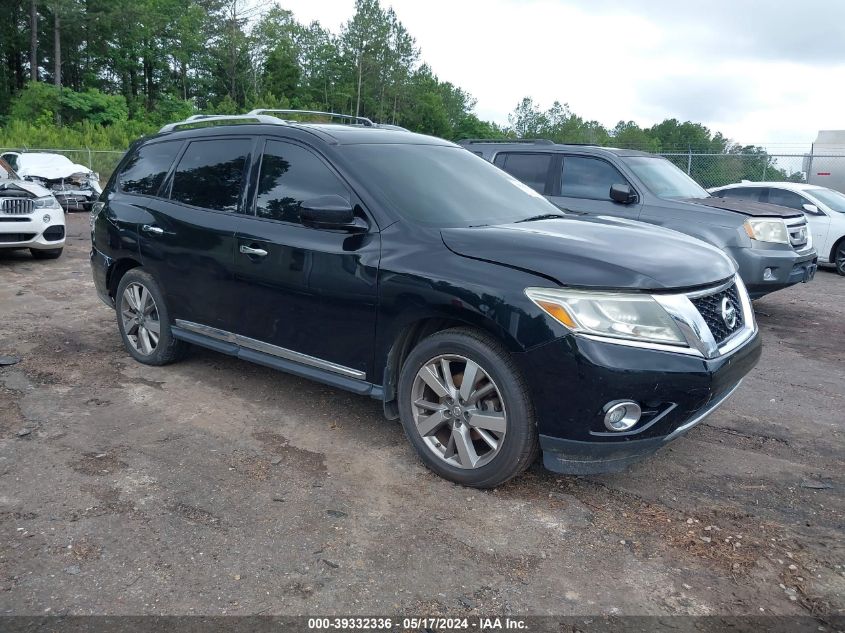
top-left (809, 187), bottom-right (845, 213)
top-left (340, 144), bottom-right (562, 227)
top-left (626, 156), bottom-right (710, 199)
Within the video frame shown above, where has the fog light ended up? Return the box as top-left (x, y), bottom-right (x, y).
top-left (763, 267), bottom-right (775, 281)
top-left (43, 214), bottom-right (51, 223)
top-left (603, 400), bottom-right (642, 431)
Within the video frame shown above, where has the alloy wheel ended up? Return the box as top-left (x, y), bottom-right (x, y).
top-left (837, 244), bottom-right (845, 275)
top-left (410, 354), bottom-right (507, 469)
top-left (120, 282), bottom-right (161, 355)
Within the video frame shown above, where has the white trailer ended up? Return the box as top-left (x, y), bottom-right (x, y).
top-left (803, 130), bottom-right (845, 194)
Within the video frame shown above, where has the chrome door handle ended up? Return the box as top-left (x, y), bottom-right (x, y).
top-left (240, 245), bottom-right (268, 257)
top-left (142, 224), bottom-right (164, 235)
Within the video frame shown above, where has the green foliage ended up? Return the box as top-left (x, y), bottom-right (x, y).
top-left (10, 82), bottom-right (61, 126)
top-left (0, 0), bottom-right (783, 187)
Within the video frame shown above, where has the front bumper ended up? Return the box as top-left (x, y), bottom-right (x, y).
top-left (735, 245), bottom-right (817, 298)
top-left (515, 330), bottom-right (762, 475)
top-left (0, 216), bottom-right (66, 250)
top-left (54, 192), bottom-right (97, 212)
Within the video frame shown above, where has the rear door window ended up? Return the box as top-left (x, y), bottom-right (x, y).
top-left (118, 141), bottom-right (182, 196)
top-left (254, 140), bottom-right (350, 224)
top-left (560, 156), bottom-right (628, 200)
top-left (170, 138), bottom-right (251, 212)
top-left (492, 152), bottom-right (552, 193)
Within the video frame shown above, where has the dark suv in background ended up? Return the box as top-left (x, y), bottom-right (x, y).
top-left (463, 140), bottom-right (818, 299)
top-left (91, 111), bottom-right (760, 487)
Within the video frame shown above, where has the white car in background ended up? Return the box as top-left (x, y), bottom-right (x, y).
top-left (0, 157), bottom-right (65, 259)
top-left (0, 151), bottom-right (102, 212)
top-left (710, 181), bottom-right (845, 276)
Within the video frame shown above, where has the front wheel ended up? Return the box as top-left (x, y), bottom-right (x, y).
top-left (836, 241), bottom-right (845, 276)
top-left (397, 327), bottom-right (538, 488)
top-left (115, 269), bottom-right (187, 366)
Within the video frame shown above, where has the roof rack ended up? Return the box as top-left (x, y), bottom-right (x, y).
top-left (248, 109), bottom-right (374, 127)
top-left (459, 138), bottom-right (554, 145)
top-left (159, 114), bottom-right (286, 134)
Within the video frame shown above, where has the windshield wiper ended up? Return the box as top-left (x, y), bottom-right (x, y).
top-left (515, 213), bottom-right (567, 223)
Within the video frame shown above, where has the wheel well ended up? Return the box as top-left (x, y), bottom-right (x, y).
top-left (381, 317), bottom-right (480, 419)
top-left (107, 258), bottom-right (142, 299)
top-left (831, 235), bottom-right (845, 263)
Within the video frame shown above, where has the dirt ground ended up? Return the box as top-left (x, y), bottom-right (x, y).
top-left (0, 213), bottom-right (843, 619)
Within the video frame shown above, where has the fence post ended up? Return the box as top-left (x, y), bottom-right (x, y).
top-left (86, 146), bottom-right (92, 169)
top-left (687, 145), bottom-right (692, 175)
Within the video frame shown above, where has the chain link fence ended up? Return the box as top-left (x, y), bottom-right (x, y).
top-left (658, 151), bottom-right (845, 191)
top-left (3, 146), bottom-right (845, 194)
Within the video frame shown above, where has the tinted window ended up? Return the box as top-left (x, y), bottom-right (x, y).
top-left (717, 187), bottom-right (765, 202)
top-left (118, 141), bottom-right (182, 196)
top-left (495, 153), bottom-right (551, 193)
top-left (340, 144), bottom-right (560, 228)
top-left (170, 139), bottom-right (251, 212)
top-left (766, 188), bottom-right (806, 210)
top-left (560, 156), bottom-right (628, 200)
top-left (255, 141), bottom-right (349, 223)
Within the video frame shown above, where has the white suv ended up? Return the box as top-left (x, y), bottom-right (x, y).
top-left (711, 181), bottom-right (845, 276)
top-left (0, 158), bottom-right (65, 259)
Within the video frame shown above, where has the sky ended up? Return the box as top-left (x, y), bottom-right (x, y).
top-left (274, 0), bottom-right (844, 149)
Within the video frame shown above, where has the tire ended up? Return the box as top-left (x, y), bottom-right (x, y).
top-left (397, 327), bottom-right (539, 488)
top-left (30, 248), bottom-right (63, 259)
top-left (115, 268), bottom-right (187, 366)
top-left (835, 240), bottom-right (845, 276)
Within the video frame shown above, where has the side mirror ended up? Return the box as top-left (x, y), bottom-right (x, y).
top-left (802, 203), bottom-right (821, 215)
top-left (610, 183), bottom-right (637, 205)
top-left (300, 195), bottom-right (361, 230)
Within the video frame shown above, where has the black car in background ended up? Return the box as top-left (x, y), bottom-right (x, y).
top-left (91, 111), bottom-right (761, 488)
top-left (462, 140), bottom-right (817, 299)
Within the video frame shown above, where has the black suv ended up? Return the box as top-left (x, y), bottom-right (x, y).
top-left (91, 111), bottom-right (761, 488)
top-left (463, 140), bottom-right (818, 299)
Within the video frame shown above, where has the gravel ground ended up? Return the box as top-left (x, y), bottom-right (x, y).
top-left (0, 213), bottom-right (843, 619)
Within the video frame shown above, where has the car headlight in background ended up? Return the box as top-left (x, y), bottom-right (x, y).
top-left (525, 288), bottom-right (687, 346)
top-left (33, 196), bottom-right (61, 210)
top-left (743, 218), bottom-right (789, 244)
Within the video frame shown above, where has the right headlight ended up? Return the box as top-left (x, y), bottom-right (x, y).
top-left (33, 195), bottom-right (61, 209)
top-left (743, 218), bottom-right (789, 244)
top-left (525, 287), bottom-right (687, 346)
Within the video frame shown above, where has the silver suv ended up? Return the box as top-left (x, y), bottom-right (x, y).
top-left (463, 140), bottom-right (818, 299)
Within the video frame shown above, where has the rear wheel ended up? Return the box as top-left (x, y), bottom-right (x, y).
top-left (835, 241), bottom-right (845, 276)
top-left (398, 327), bottom-right (538, 488)
top-left (115, 269), bottom-right (186, 365)
top-left (30, 248), bottom-right (62, 259)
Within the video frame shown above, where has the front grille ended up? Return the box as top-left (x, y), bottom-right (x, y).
top-left (0, 233), bottom-right (36, 243)
top-left (690, 284), bottom-right (744, 345)
top-left (1, 198), bottom-right (34, 215)
top-left (787, 218), bottom-right (809, 249)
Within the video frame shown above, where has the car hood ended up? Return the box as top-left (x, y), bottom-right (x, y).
top-left (683, 196), bottom-right (803, 218)
top-left (441, 215), bottom-right (736, 290)
top-left (0, 179), bottom-right (52, 198)
top-left (17, 158), bottom-right (94, 181)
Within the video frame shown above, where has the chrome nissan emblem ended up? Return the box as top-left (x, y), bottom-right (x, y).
top-left (721, 297), bottom-right (737, 329)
